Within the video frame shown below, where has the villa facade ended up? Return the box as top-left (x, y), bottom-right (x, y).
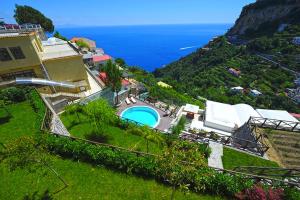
top-left (0, 31), bottom-right (91, 93)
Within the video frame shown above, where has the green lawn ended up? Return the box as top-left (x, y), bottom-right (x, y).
top-left (0, 101), bottom-right (38, 144)
top-left (60, 113), bottom-right (163, 154)
top-left (222, 147), bottom-right (279, 170)
top-left (0, 101), bottom-right (221, 200)
top-left (0, 156), bottom-right (222, 200)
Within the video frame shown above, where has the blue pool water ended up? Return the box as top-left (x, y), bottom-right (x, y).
top-left (121, 106), bottom-right (160, 128)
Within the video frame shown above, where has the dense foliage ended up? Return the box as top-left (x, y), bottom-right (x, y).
top-left (14, 5), bottom-right (54, 33)
top-left (0, 87), bottom-right (27, 103)
top-left (42, 135), bottom-right (255, 197)
top-left (128, 67), bottom-right (205, 107)
top-left (171, 116), bottom-right (187, 135)
top-left (154, 36), bottom-right (300, 112)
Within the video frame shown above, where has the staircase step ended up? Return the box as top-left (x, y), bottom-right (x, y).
top-left (284, 158), bottom-right (300, 166)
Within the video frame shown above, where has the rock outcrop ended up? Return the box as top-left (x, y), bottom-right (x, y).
top-left (227, 0), bottom-right (300, 36)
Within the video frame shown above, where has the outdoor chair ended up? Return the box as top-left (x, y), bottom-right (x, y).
top-left (125, 97), bottom-right (131, 105)
top-left (130, 96), bottom-right (137, 104)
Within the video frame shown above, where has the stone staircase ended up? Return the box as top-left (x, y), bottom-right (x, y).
top-left (268, 131), bottom-right (300, 168)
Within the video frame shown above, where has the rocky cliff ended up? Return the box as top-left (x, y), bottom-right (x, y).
top-left (227, 0), bottom-right (300, 36)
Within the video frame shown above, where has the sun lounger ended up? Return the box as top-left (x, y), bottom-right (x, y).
top-left (130, 96), bottom-right (137, 104)
top-left (125, 97), bottom-right (131, 105)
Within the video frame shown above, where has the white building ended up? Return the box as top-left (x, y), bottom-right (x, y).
top-left (231, 86), bottom-right (244, 93)
top-left (250, 89), bottom-right (262, 97)
top-left (204, 100), bottom-right (260, 133)
top-left (189, 100), bottom-right (300, 136)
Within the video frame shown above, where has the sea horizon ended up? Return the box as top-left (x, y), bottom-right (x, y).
top-left (57, 24), bottom-right (232, 71)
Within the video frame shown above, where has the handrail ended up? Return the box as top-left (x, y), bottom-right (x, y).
top-left (248, 117), bottom-right (300, 132)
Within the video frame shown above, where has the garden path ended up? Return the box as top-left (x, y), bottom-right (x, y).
top-left (208, 141), bottom-right (224, 169)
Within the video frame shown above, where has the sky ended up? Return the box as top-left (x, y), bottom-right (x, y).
top-left (0, 0), bottom-right (255, 27)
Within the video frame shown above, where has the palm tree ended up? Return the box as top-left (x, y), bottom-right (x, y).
top-left (103, 60), bottom-right (122, 105)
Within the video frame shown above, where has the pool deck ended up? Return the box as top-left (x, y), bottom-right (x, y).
top-left (117, 99), bottom-right (173, 132)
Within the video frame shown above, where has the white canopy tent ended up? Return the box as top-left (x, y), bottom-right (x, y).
top-left (204, 101), bottom-right (260, 133)
top-left (256, 109), bottom-right (299, 122)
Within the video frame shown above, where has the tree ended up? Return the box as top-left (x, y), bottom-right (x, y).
top-left (84, 99), bottom-right (117, 133)
top-left (115, 58), bottom-right (126, 68)
top-left (103, 60), bottom-right (122, 105)
top-left (64, 103), bottom-right (83, 123)
top-left (155, 141), bottom-right (207, 200)
top-left (53, 31), bottom-right (68, 41)
top-left (14, 5), bottom-right (54, 33)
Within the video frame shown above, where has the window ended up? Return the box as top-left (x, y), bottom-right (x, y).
top-left (0, 48), bottom-right (12, 61)
top-left (0, 70), bottom-right (36, 81)
top-left (9, 46), bottom-right (25, 59)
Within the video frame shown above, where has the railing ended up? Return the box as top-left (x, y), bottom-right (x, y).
top-left (119, 116), bottom-right (164, 133)
top-left (233, 166), bottom-right (300, 179)
top-left (49, 132), bottom-right (300, 188)
top-left (136, 96), bottom-right (178, 119)
top-left (0, 24), bottom-right (42, 32)
top-left (180, 130), bottom-right (269, 156)
top-left (248, 117), bottom-right (300, 132)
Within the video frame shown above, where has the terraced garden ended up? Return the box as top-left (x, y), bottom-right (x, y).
top-left (265, 129), bottom-right (300, 168)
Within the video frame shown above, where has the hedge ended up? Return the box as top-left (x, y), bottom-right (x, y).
top-left (41, 135), bottom-right (254, 197)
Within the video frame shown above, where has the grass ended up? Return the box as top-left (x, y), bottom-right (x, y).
top-left (222, 147), bottom-right (279, 170)
top-left (0, 101), bottom-right (221, 200)
top-left (0, 155), bottom-right (222, 200)
top-left (0, 101), bottom-right (38, 144)
top-left (60, 112), bottom-right (163, 154)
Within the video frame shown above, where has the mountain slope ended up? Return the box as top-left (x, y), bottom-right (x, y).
top-left (227, 0), bottom-right (300, 37)
top-left (153, 0), bottom-right (300, 113)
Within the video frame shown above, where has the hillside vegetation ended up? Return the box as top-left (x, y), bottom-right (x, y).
top-left (154, 34), bottom-right (299, 112)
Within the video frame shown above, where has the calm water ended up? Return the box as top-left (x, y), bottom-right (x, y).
top-left (121, 106), bottom-right (159, 128)
top-left (57, 24), bottom-right (231, 71)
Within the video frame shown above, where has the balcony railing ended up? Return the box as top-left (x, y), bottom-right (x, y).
top-left (0, 24), bottom-right (42, 32)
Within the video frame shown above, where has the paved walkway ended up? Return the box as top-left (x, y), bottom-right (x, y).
top-left (51, 114), bottom-right (70, 136)
top-left (208, 141), bottom-right (224, 169)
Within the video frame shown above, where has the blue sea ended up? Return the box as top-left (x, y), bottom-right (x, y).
top-left (57, 24), bottom-right (231, 71)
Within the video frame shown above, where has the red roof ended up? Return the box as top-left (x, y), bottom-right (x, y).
top-left (93, 54), bottom-right (111, 63)
top-left (290, 113), bottom-right (300, 119)
top-left (122, 79), bottom-right (130, 86)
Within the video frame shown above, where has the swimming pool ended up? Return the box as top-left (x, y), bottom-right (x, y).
top-left (121, 106), bottom-right (160, 128)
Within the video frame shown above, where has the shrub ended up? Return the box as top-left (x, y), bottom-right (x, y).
top-left (236, 184), bottom-right (287, 200)
top-left (172, 116), bottom-right (186, 135)
top-left (284, 187), bottom-right (300, 200)
top-left (0, 87), bottom-right (26, 103)
top-left (209, 132), bottom-right (220, 141)
top-left (42, 135), bottom-right (254, 197)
